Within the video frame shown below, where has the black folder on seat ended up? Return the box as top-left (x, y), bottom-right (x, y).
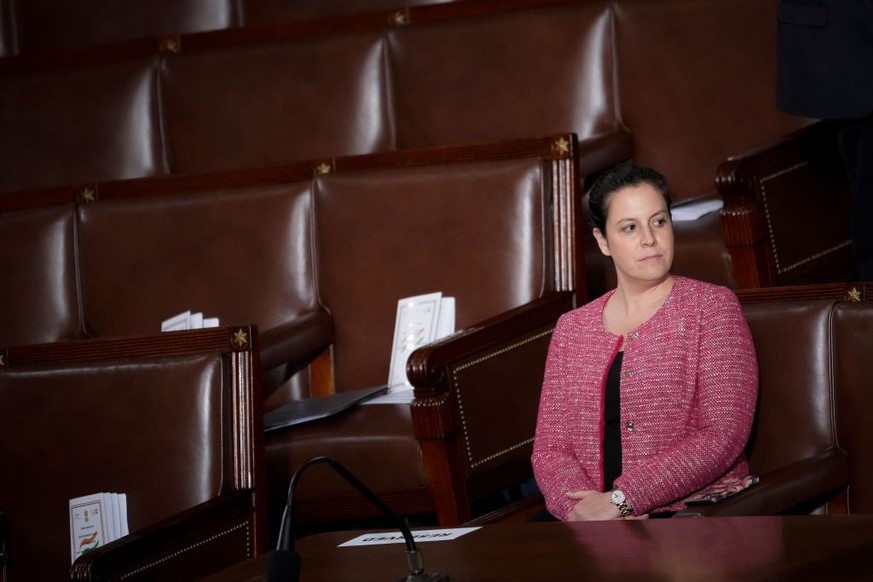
top-left (263, 385), bottom-right (389, 432)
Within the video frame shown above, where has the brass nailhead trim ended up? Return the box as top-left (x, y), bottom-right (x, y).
top-left (760, 162), bottom-right (851, 275)
top-left (452, 328), bottom-right (554, 469)
top-left (779, 240), bottom-right (852, 274)
top-left (120, 520), bottom-right (250, 580)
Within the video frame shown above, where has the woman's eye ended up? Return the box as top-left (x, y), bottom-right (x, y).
top-left (622, 224), bottom-right (636, 233)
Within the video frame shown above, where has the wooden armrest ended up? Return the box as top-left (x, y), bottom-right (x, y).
top-left (408, 291), bottom-right (573, 458)
top-left (71, 491), bottom-right (257, 581)
top-left (407, 292), bottom-right (574, 398)
top-left (259, 309), bottom-right (334, 392)
top-left (674, 448), bottom-right (850, 518)
top-left (717, 120), bottom-right (853, 287)
top-left (406, 292), bottom-right (574, 523)
top-left (718, 121), bottom-right (841, 196)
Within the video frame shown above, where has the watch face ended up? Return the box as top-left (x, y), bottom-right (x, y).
top-left (611, 489), bottom-right (626, 504)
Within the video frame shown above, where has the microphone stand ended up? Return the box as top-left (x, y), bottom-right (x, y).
top-left (268, 455), bottom-right (448, 582)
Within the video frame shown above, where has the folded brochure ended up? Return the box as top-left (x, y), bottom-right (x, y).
top-left (263, 385), bottom-right (388, 432)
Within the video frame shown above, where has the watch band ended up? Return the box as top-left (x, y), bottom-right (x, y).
top-left (615, 498), bottom-right (632, 517)
top-left (610, 488), bottom-right (633, 517)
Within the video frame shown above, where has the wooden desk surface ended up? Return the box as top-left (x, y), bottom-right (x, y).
top-left (202, 515), bottom-right (873, 581)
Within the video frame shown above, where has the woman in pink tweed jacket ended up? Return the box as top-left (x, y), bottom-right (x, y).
top-left (532, 162), bottom-right (758, 520)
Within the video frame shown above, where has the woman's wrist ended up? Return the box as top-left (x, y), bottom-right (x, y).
top-left (609, 488), bottom-right (633, 517)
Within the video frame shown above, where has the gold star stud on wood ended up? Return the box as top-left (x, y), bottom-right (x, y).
top-left (232, 328), bottom-right (249, 349)
top-left (848, 287), bottom-right (861, 302)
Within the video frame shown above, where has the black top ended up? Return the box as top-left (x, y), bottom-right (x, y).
top-left (603, 351), bottom-right (623, 491)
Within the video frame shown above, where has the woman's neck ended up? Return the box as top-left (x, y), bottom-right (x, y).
top-left (604, 275), bottom-right (675, 336)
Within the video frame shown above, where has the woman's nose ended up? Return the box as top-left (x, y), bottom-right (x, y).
top-left (641, 226), bottom-right (656, 246)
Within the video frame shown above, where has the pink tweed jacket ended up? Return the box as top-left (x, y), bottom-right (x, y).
top-left (532, 276), bottom-right (758, 519)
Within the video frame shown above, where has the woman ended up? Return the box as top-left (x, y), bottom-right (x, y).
top-left (531, 161), bottom-right (758, 520)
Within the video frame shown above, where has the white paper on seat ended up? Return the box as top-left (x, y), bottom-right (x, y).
top-left (69, 492), bottom-right (128, 564)
top-left (671, 198), bottom-right (724, 222)
top-left (161, 310), bottom-right (220, 332)
top-left (365, 293), bottom-right (456, 405)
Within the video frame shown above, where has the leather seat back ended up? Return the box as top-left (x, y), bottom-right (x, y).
top-left (0, 204), bottom-right (82, 346)
top-left (77, 182), bottom-right (317, 337)
top-left (741, 300), bottom-right (840, 473)
top-left (314, 158), bottom-right (554, 391)
top-left (0, 58), bottom-right (164, 193)
top-left (0, 327), bottom-right (260, 580)
top-left (834, 302), bottom-right (873, 513)
top-left (388, 2), bottom-right (618, 149)
top-left (160, 32), bottom-right (392, 175)
top-left (13, 0), bottom-right (238, 53)
top-left (613, 0), bottom-right (809, 203)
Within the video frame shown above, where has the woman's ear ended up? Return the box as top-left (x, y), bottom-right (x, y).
top-left (593, 228), bottom-right (611, 257)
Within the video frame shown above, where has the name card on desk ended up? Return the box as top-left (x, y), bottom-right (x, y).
top-left (339, 527), bottom-right (480, 547)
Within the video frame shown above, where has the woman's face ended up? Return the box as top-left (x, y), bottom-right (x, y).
top-left (592, 182), bottom-right (674, 286)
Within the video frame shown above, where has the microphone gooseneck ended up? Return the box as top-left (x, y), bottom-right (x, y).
top-left (270, 455), bottom-right (448, 582)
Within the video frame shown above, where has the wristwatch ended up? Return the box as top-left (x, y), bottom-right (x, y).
top-left (610, 488), bottom-right (632, 517)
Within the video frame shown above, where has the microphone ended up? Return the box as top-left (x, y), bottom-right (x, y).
top-left (267, 456), bottom-right (448, 582)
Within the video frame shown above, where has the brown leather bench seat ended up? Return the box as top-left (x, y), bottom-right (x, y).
top-left (0, 56), bottom-right (165, 193)
top-left (0, 203), bottom-right (81, 347)
top-left (0, 326), bottom-right (264, 580)
top-left (833, 300), bottom-right (873, 513)
top-left (264, 151), bottom-right (583, 527)
top-left (0, 134), bottom-right (606, 536)
top-left (674, 283), bottom-right (873, 517)
top-left (1, 0), bottom-right (824, 292)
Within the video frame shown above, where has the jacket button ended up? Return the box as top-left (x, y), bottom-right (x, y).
top-left (624, 369), bottom-right (634, 378)
top-left (630, 331), bottom-right (639, 340)
top-left (626, 421), bottom-right (635, 430)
